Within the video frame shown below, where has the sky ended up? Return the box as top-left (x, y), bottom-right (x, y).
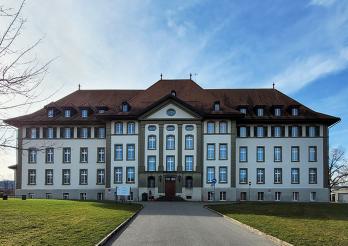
top-left (0, 0), bottom-right (348, 180)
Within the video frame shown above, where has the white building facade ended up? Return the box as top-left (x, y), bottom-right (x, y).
top-left (6, 79), bottom-right (339, 202)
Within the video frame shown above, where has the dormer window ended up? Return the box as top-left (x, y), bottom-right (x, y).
top-left (64, 109), bottom-right (71, 118)
top-left (256, 108), bottom-right (264, 117)
top-left (122, 102), bottom-right (129, 112)
top-left (213, 101), bottom-right (220, 112)
top-left (292, 107), bottom-right (299, 116)
top-left (47, 109), bottom-right (54, 118)
top-left (240, 108), bottom-right (247, 114)
top-left (81, 109), bottom-right (88, 118)
top-left (274, 108), bottom-right (282, 116)
top-left (171, 90), bottom-right (176, 96)
top-left (98, 109), bottom-right (105, 113)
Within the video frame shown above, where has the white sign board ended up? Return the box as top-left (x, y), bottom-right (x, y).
top-left (117, 186), bottom-right (130, 196)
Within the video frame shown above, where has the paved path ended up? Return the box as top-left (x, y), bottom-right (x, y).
top-left (108, 202), bottom-right (277, 246)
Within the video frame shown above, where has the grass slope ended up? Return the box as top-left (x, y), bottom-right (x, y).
top-left (0, 199), bottom-right (141, 246)
top-left (209, 203), bottom-right (348, 246)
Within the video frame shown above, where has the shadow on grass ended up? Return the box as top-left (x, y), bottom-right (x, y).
top-left (88, 200), bottom-right (142, 212)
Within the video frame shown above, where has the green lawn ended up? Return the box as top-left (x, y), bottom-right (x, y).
top-left (0, 199), bottom-right (141, 246)
top-left (208, 202), bottom-right (348, 246)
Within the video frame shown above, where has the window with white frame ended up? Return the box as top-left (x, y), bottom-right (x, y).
top-left (239, 168), bottom-right (248, 184)
top-left (220, 191), bottom-right (226, 201)
top-left (122, 102), bottom-right (129, 112)
top-left (80, 193), bottom-right (87, 200)
top-left (127, 144), bottom-right (135, 160)
top-left (166, 135), bottom-right (175, 150)
top-left (115, 122), bottom-right (123, 134)
top-left (258, 192), bottom-right (264, 201)
top-left (292, 192), bottom-right (299, 201)
top-left (166, 156), bottom-right (175, 171)
top-left (45, 169), bottom-right (53, 185)
top-left (185, 135), bottom-right (194, 150)
top-left (290, 126), bottom-right (300, 137)
top-left (28, 148), bottom-right (37, 163)
top-left (219, 144), bottom-right (228, 160)
top-left (213, 101), bottom-right (220, 111)
top-left (185, 155), bottom-right (193, 171)
top-left (63, 148), bottom-right (71, 163)
top-left (257, 108), bottom-right (264, 116)
top-left (97, 169), bottom-right (105, 185)
top-left (274, 108), bottom-right (282, 116)
top-left (291, 168), bottom-right (300, 184)
top-left (207, 122), bottom-right (215, 134)
top-left (239, 126), bottom-right (247, 137)
top-left (207, 144), bottom-right (215, 160)
top-left (148, 135), bottom-right (156, 150)
top-left (114, 167), bottom-right (122, 183)
top-left (97, 192), bottom-right (104, 201)
top-left (240, 108), bottom-right (247, 114)
top-left (126, 167), bottom-right (135, 183)
top-left (310, 192), bottom-right (316, 201)
top-left (81, 109), bottom-right (88, 118)
top-left (64, 109), bottom-right (71, 118)
top-left (62, 169), bottom-right (70, 185)
top-left (147, 156), bottom-right (156, 171)
top-left (80, 127), bottom-right (88, 138)
top-left (274, 168), bottom-right (282, 184)
top-left (31, 128), bottom-right (38, 139)
top-left (115, 144), bottom-right (123, 161)
top-left (256, 168), bottom-right (265, 184)
top-left (292, 107), bottom-right (299, 116)
top-left (219, 121), bottom-right (227, 134)
top-left (256, 146), bottom-right (265, 162)
top-left (309, 168), bottom-right (317, 184)
top-left (207, 167), bottom-right (215, 183)
top-left (309, 146), bottom-right (317, 162)
top-left (219, 167), bottom-right (227, 183)
top-left (274, 126), bottom-right (282, 137)
top-left (239, 147), bottom-right (248, 162)
top-left (256, 126), bottom-right (265, 137)
top-left (97, 147), bottom-right (105, 163)
top-left (28, 169), bottom-right (36, 185)
top-left (208, 191), bottom-right (214, 201)
top-left (64, 128), bottom-right (72, 139)
top-left (274, 146), bottom-right (282, 162)
top-left (79, 169), bottom-right (88, 185)
top-left (80, 147), bottom-right (88, 163)
top-left (97, 127), bottom-right (105, 138)
top-left (63, 193), bottom-right (69, 200)
top-left (48, 109), bottom-right (54, 118)
top-left (47, 128), bottom-right (54, 139)
top-left (291, 146), bottom-right (300, 162)
top-left (309, 126), bottom-right (317, 137)
top-left (127, 122), bottom-right (135, 134)
top-left (275, 192), bottom-right (281, 201)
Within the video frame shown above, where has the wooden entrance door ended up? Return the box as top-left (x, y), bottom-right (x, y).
top-left (165, 178), bottom-right (176, 200)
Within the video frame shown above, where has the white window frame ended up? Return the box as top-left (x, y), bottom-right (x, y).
top-left (185, 155), bottom-right (193, 171)
top-left (97, 147), bottom-right (105, 163)
top-left (114, 167), bottom-right (123, 183)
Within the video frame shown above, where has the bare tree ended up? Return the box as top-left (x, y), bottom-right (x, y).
top-left (0, 0), bottom-right (53, 149)
top-left (329, 148), bottom-right (348, 192)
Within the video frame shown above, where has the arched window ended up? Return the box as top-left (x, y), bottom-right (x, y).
top-left (148, 135), bottom-right (156, 150)
top-left (115, 122), bottom-right (123, 134)
top-left (166, 135), bottom-right (175, 150)
top-left (207, 121), bottom-right (215, 134)
top-left (219, 121), bottom-right (227, 134)
top-left (185, 135), bottom-right (194, 150)
top-left (127, 122), bottom-right (135, 134)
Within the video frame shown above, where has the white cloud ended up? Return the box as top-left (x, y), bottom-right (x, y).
top-left (309, 0), bottom-right (336, 7)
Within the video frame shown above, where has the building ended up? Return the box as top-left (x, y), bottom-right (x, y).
top-left (331, 186), bottom-right (348, 203)
top-left (5, 79), bottom-right (340, 202)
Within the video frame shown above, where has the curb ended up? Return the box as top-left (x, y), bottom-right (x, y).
top-left (96, 204), bottom-right (143, 246)
top-left (204, 206), bottom-right (293, 246)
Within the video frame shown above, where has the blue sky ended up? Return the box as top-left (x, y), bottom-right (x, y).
top-left (0, 0), bottom-right (347, 179)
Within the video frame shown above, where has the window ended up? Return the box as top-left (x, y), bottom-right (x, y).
top-left (207, 144), bottom-right (215, 160)
top-left (207, 122), bottom-right (215, 134)
top-left (147, 156), bottom-right (156, 171)
top-left (239, 168), bottom-right (248, 184)
top-left (148, 125), bottom-right (156, 131)
top-left (63, 128), bottom-right (72, 139)
top-left (290, 126), bottom-right (300, 137)
top-left (239, 126), bottom-right (247, 137)
top-left (185, 125), bottom-right (194, 131)
top-left (45, 169), bottom-right (53, 185)
top-left (274, 168), bottom-right (282, 184)
top-left (256, 126), bottom-right (265, 137)
top-left (256, 146), bottom-right (265, 162)
top-left (166, 109), bottom-right (176, 116)
top-left (80, 147), bottom-right (88, 163)
top-left (48, 109), bottom-right (54, 118)
top-left (46, 193), bottom-right (52, 199)
top-left (274, 108), bottom-right (282, 116)
top-left (166, 135), bottom-right (175, 150)
top-left (62, 169), bottom-right (70, 185)
top-left (97, 193), bottom-right (104, 201)
top-left (292, 107), bottom-right (299, 116)
top-left (28, 148), bottom-right (37, 163)
top-left (291, 168), bottom-right (300, 184)
top-left (257, 108), bottom-right (264, 116)
top-left (127, 122), bottom-right (135, 134)
top-left (274, 146), bottom-right (282, 162)
top-left (240, 192), bottom-right (247, 201)
top-left (185, 176), bottom-right (193, 189)
top-left (80, 127), bottom-right (88, 139)
top-left (219, 121), bottom-right (227, 134)
top-left (257, 192), bottom-right (264, 201)
top-left (275, 192), bottom-right (281, 201)
top-left (96, 127), bottom-right (105, 139)
top-left (81, 109), bottom-right (88, 118)
top-left (114, 144), bottom-right (123, 161)
top-left (28, 193), bottom-right (35, 199)
top-left (63, 148), bottom-right (71, 163)
top-left (308, 126), bottom-right (319, 137)
top-left (291, 146), bottom-right (300, 162)
top-left (97, 147), bottom-right (105, 163)
top-left (114, 167), bottom-right (122, 183)
top-left (28, 169), bottom-right (36, 185)
top-left (256, 168), bottom-right (265, 184)
top-left (30, 128), bottom-right (38, 139)
top-left (207, 167), bottom-right (215, 183)
top-left (208, 191), bottom-right (214, 201)
top-left (309, 168), bottom-right (317, 184)
top-left (220, 191), bottom-right (226, 201)
top-left (126, 167), bottom-right (135, 183)
top-left (47, 128), bottom-right (54, 139)
top-left (219, 167), bottom-right (228, 183)
top-left (166, 156), bottom-right (175, 171)
top-left (239, 147), bottom-right (248, 162)
top-left (273, 126), bottom-right (283, 137)
top-left (115, 122), bottom-right (123, 134)
top-left (63, 193), bottom-right (69, 200)
top-left (309, 146), bottom-right (317, 162)
top-left (240, 108), bottom-right (247, 114)
top-left (310, 192), bottom-right (316, 201)
top-left (97, 169), bottom-right (105, 185)
top-left (219, 144), bottom-right (228, 160)
top-left (171, 90), bottom-right (176, 96)
top-left (79, 169), bottom-right (88, 185)
top-left (185, 135), bottom-right (194, 150)
top-left (127, 144), bottom-right (135, 161)
top-left (80, 193), bottom-right (87, 200)
top-left (148, 135), bottom-right (156, 150)
top-left (122, 102), bottom-right (129, 112)
top-left (64, 109), bottom-right (71, 118)
top-left (292, 192), bottom-right (299, 201)
top-left (166, 125), bottom-right (175, 131)
top-left (185, 156), bottom-right (193, 171)
top-left (213, 101), bottom-right (220, 111)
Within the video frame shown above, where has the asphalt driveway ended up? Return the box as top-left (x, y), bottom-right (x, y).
top-left (108, 202), bottom-right (277, 246)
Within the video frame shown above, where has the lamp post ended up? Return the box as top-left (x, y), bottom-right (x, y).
top-left (248, 181), bottom-right (251, 201)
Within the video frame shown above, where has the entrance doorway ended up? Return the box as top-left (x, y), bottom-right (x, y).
top-left (165, 177), bottom-right (176, 200)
